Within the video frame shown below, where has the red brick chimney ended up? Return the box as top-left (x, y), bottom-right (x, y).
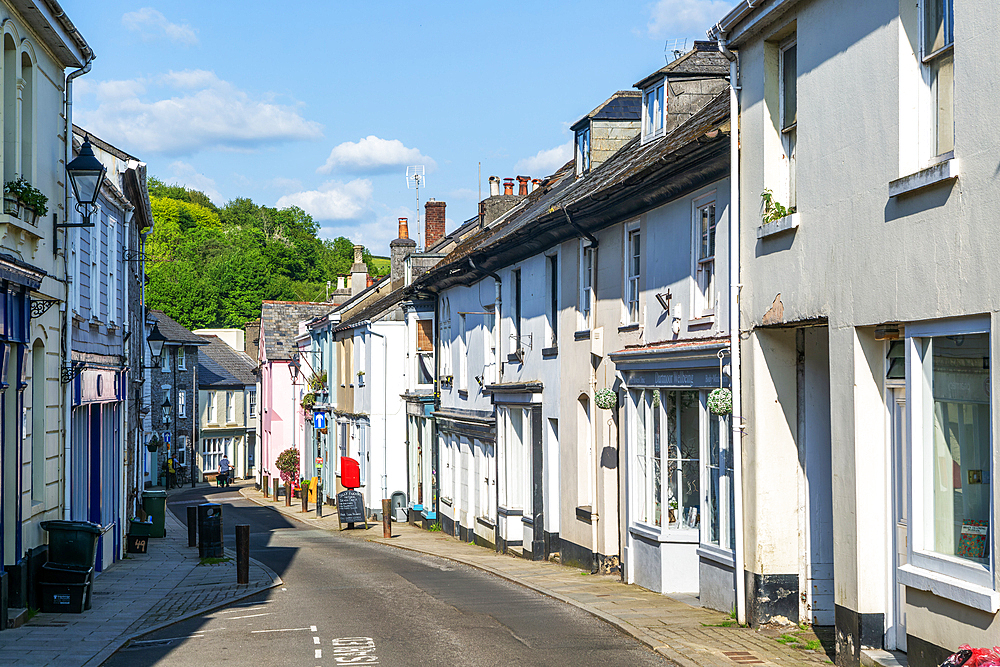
top-left (425, 199), bottom-right (446, 249)
top-left (503, 178), bottom-right (515, 195)
top-left (517, 175), bottom-right (529, 196)
top-left (398, 217), bottom-right (409, 239)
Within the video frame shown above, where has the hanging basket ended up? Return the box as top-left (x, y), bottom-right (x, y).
top-left (595, 387), bottom-right (618, 410)
top-left (708, 388), bottom-right (732, 415)
top-left (146, 441), bottom-right (159, 453)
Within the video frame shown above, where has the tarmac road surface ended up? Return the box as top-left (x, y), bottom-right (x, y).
top-left (103, 484), bottom-right (674, 667)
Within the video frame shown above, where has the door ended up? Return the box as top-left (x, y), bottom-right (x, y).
top-left (889, 388), bottom-right (907, 651)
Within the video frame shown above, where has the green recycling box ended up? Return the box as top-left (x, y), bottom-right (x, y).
top-left (142, 490), bottom-right (167, 538)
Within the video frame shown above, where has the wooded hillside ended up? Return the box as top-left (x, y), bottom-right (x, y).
top-left (145, 178), bottom-right (384, 331)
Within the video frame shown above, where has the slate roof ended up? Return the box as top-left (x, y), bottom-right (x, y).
top-left (149, 310), bottom-right (207, 345)
top-left (634, 40), bottom-right (730, 89)
top-left (571, 91), bottom-right (641, 130)
top-left (198, 349), bottom-right (242, 388)
top-left (199, 335), bottom-right (257, 386)
top-left (260, 301), bottom-right (332, 361)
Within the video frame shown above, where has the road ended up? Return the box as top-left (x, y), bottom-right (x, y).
top-left (104, 484), bottom-right (673, 666)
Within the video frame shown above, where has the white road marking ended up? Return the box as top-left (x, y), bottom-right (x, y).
top-left (314, 637), bottom-right (320, 644)
top-left (281, 587), bottom-right (287, 591)
top-left (250, 627), bottom-right (312, 634)
top-left (130, 635), bottom-right (203, 645)
top-left (315, 649), bottom-right (322, 659)
top-left (310, 625), bottom-right (317, 632)
top-left (216, 606), bottom-right (266, 615)
top-left (227, 612), bottom-right (271, 620)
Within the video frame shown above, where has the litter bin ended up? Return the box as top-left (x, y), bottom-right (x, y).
top-left (197, 503), bottom-right (223, 558)
top-left (142, 490), bottom-right (167, 538)
top-left (39, 520), bottom-right (101, 569)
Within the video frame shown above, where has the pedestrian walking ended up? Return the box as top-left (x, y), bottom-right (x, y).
top-left (219, 455), bottom-right (231, 488)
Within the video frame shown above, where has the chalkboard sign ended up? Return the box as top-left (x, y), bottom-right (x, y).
top-left (337, 490), bottom-right (367, 528)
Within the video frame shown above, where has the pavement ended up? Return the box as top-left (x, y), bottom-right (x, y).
top-left (0, 485), bottom-right (281, 667)
top-left (240, 486), bottom-right (836, 667)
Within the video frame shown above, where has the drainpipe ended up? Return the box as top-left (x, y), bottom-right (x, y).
top-left (62, 59), bottom-right (93, 519)
top-left (718, 35), bottom-right (747, 627)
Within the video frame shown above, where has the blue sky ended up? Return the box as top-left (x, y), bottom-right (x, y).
top-left (63, 0), bottom-right (733, 253)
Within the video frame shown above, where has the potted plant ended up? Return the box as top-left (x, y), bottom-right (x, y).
top-left (4, 177), bottom-right (48, 225)
top-left (146, 435), bottom-right (160, 453)
top-left (595, 387), bottom-right (618, 410)
top-left (301, 392), bottom-right (316, 412)
top-left (708, 388), bottom-right (732, 415)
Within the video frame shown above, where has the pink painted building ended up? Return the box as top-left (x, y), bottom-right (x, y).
top-left (258, 301), bottom-right (331, 485)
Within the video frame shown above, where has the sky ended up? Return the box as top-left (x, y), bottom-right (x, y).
top-left (62, 0), bottom-right (734, 254)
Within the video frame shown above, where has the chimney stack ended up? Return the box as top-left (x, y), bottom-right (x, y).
top-left (517, 175), bottom-right (529, 196)
top-left (531, 178), bottom-right (542, 193)
top-left (489, 175), bottom-right (500, 197)
top-left (351, 244), bottom-right (368, 296)
top-left (503, 178), bottom-right (515, 195)
top-left (390, 218), bottom-right (417, 290)
top-left (425, 199), bottom-right (446, 250)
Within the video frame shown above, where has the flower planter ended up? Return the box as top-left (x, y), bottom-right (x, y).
top-left (3, 197), bottom-right (19, 218)
top-left (23, 206), bottom-right (38, 226)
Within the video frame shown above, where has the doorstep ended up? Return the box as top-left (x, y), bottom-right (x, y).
top-left (862, 649), bottom-right (907, 667)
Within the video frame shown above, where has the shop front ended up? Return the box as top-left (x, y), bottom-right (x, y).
top-left (613, 339), bottom-right (736, 612)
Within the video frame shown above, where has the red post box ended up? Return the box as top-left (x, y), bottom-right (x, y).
top-left (340, 456), bottom-right (360, 489)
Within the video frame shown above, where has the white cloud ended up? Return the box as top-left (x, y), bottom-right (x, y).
top-left (269, 177), bottom-right (303, 193)
top-left (318, 206), bottom-right (411, 256)
top-left (275, 179), bottom-right (374, 221)
top-left (122, 8), bottom-right (198, 45)
top-left (318, 136), bottom-right (435, 174)
top-left (162, 161), bottom-right (223, 204)
top-left (646, 0), bottom-right (732, 38)
top-left (448, 187), bottom-right (477, 201)
top-left (513, 141), bottom-right (573, 176)
top-left (74, 70), bottom-right (323, 155)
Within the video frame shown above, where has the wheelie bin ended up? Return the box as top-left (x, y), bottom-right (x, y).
top-left (142, 490), bottom-right (167, 538)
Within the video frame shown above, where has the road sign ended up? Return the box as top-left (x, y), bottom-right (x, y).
top-left (313, 411), bottom-right (326, 429)
top-left (316, 457), bottom-right (323, 466)
top-left (163, 431), bottom-right (171, 444)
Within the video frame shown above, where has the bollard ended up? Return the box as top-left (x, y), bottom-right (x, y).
top-left (263, 475), bottom-right (269, 497)
top-left (236, 524), bottom-right (250, 585)
top-left (315, 490), bottom-right (323, 518)
top-left (285, 482), bottom-right (291, 507)
top-left (382, 499), bottom-right (391, 538)
top-left (301, 484), bottom-right (308, 513)
top-left (187, 506), bottom-right (198, 547)
top-left (272, 478), bottom-right (279, 502)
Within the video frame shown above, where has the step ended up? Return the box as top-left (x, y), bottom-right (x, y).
top-left (861, 649), bottom-right (908, 667)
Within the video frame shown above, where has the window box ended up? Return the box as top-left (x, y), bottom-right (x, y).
top-left (574, 330), bottom-right (591, 341)
top-left (541, 346), bottom-right (558, 359)
top-left (888, 158), bottom-right (957, 198)
top-left (756, 212), bottom-right (800, 239)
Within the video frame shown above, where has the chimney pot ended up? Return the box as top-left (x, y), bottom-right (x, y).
top-left (531, 178), bottom-right (542, 193)
top-left (516, 175), bottom-right (530, 196)
top-left (503, 178), bottom-right (515, 195)
top-left (489, 175), bottom-right (500, 197)
top-left (397, 217), bottom-right (409, 240)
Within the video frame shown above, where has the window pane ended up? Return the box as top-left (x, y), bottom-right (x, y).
top-left (931, 51), bottom-right (954, 156)
top-left (655, 85), bottom-right (664, 131)
top-left (924, 0), bottom-right (953, 54)
top-left (666, 390), bottom-right (699, 529)
top-left (707, 413), bottom-right (720, 545)
top-left (781, 44), bottom-right (797, 129)
top-left (926, 333), bottom-right (990, 564)
top-left (652, 392), bottom-right (662, 526)
top-left (645, 90), bottom-right (655, 134)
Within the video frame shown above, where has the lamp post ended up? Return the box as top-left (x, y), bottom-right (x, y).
top-left (60, 136), bottom-right (107, 228)
top-left (290, 354), bottom-right (301, 483)
top-left (147, 323), bottom-right (166, 366)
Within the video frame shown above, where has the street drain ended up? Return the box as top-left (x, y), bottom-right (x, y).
top-left (723, 651), bottom-right (764, 664)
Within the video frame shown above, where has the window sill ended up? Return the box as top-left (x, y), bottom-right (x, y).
top-left (506, 353), bottom-right (523, 364)
top-left (697, 545), bottom-right (736, 568)
top-left (497, 505), bottom-right (523, 518)
top-left (574, 330), bottom-right (591, 341)
top-left (541, 346), bottom-right (558, 358)
top-left (888, 158), bottom-right (958, 198)
top-left (477, 515), bottom-right (495, 529)
top-left (756, 212), bottom-right (799, 239)
top-left (629, 523), bottom-right (700, 544)
top-left (457, 389), bottom-right (468, 398)
top-left (897, 562), bottom-right (1000, 613)
top-left (521, 515), bottom-right (534, 526)
top-left (576, 505), bottom-right (593, 523)
top-left (440, 496), bottom-right (452, 506)
top-left (618, 323), bottom-right (640, 333)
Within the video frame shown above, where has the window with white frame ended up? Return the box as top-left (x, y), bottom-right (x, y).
top-left (578, 242), bottom-right (594, 331)
top-left (202, 436), bottom-right (225, 474)
top-left (547, 253), bottom-right (558, 346)
top-left (642, 79), bottom-right (666, 142)
top-left (625, 225), bottom-right (640, 324)
top-left (908, 320), bottom-right (992, 589)
top-left (178, 390), bottom-right (186, 418)
top-left (177, 346), bottom-right (186, 370)
top-left (208, 391), bottom-right (217, 423)
top-left (415, 318), bottom-right (434, 385)
top-left (631, 389), bottom-right (701, 532)
top-left (108, 218), bottom-right (117, 324)
top-left (576, 126), bottom-right (591, 176)
top-left (511, 268), bottom-right (522, 354)
top-left (177, 435), bottom-right (187, 466)
top-left (458, 314), bottom-right (468, 392)
top-left (226, 391), bottom-right (235, 423)
top-left (161, 347), bottom-right (170, 372)
top-left (922, 0), bottom-right (954, 158)
top-left (249, 389), bottom-right (257, 418)
top-left (441, 434), bottom-right (454, 501)
top-left (440, 297), bottom-right (452, 380)
top-left (694, 197), bottom-right (718, 317)
top-left (704, 403), bottom-right (735, 550)
top-left (780, 38), bottom-right (797, 210)
top-left (484, 310), bottom-right (496, 381)
top-left (500, 407), bottom-right (530, 509)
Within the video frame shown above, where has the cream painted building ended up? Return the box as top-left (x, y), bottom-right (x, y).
top-left (711, 0), bottom-right (997, 663)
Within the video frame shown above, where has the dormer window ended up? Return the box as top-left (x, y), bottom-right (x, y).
top-left (642, 80), bottom-right (666, 142)
top-left (576, 126), bottom-right (591, 176)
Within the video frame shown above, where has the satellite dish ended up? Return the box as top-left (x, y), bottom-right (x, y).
top-left (406, 166), bottom-right (426, 250)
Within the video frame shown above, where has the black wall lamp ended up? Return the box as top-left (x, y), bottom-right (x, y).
top-left (57, 137), bottom-right (107, 229)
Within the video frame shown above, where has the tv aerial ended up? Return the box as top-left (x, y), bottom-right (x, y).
top-left (665, 38), bottom-right (687, 63)
top-left (406, 165), bottom-right (426, 250)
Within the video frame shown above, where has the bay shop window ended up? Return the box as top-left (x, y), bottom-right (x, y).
top-left (630, 388), bottom-right (735, 550)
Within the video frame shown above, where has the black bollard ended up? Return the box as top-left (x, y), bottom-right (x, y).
top-left (315, 490), bottom-right (323, 518)
top-left (187, 506), bottom-right (197, 547)
top-left (236, 524), bottom-right (250, 585)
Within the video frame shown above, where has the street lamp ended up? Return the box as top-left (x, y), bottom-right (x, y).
top-left (65, 137), bottom-right (106, 226)
top-left (147, 323), bottom-right (167, 367)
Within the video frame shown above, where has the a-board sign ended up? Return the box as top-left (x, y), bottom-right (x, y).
top-left (337, 489), bottom-right (366, 527)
